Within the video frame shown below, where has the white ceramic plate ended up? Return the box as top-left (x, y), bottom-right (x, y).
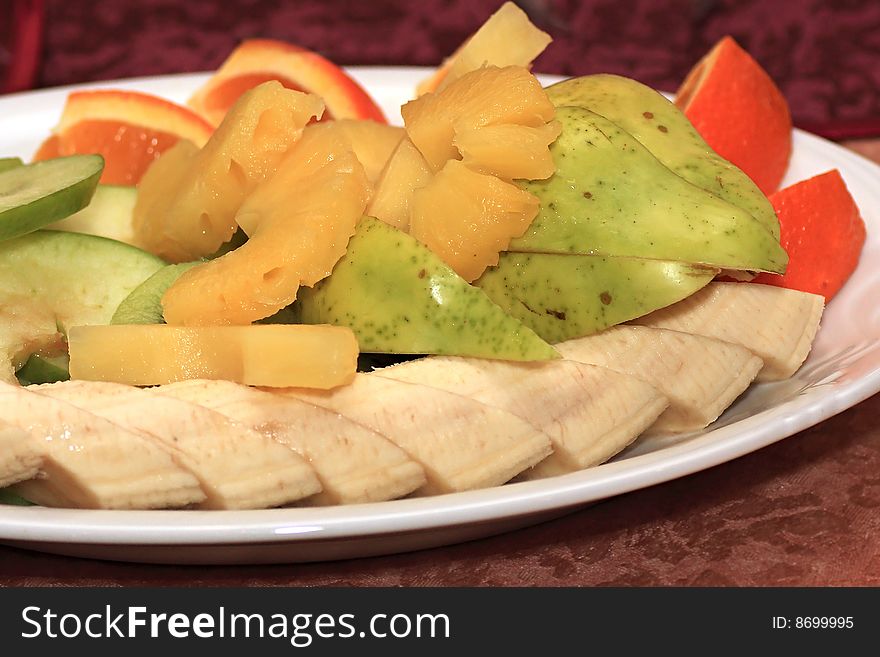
top-left (0, 68), bottom-right (878, 565)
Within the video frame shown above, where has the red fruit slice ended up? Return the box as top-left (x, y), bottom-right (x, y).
top-left (753, 170), bottom-right (866, 301)
top-left (32, 90), bottom-right (214, 185)
top-left (676, 35), bottom-right (792, 195)
top-left (188, 39), bottom-right (386, 126)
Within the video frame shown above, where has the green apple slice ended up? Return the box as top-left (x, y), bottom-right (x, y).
top-left (0, 154), bottom-right (104, 242)
top-left (295, 217), bottom-right (558, 361)
top-left (0, 230), bottom-right (165, 383)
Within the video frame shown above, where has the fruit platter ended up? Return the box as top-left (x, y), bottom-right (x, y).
top-left (0, 3), bottom-right (878, 564)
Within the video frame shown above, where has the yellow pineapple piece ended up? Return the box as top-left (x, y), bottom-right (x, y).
top-left (367, 137), bottom-right (433, 231)
top-left (400, 65), bottom-right (559, 281)
top-left (131, 139), bottom-right (199, 259)
top-left (402, 65), bottom-right (556, 172)
top-left (324, 119), bottom-right (405, 185)
top-left (410, 160), bottom-right (539, 282)
top-left (68, 324), bottom-right (357, 388)
top-left (133, 81), bottom-right (323, 262)
top-left (417, 2), bottom-right (552, 95)
top-left (454, 121), bottom-right (561, 180)
top-left (162, 120), bottom-right (370, 326)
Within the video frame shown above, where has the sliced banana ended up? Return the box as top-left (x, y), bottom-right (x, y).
top-left (283, 374), bottom-right (552, 494)
top-left (634, 282), bottom-right (824, 381)
top-left (36, 380), bottom-right (322, 510)
top-left (0, 381), bottom-right (203, 509)
top-left (0, 418), bottom-right (42, 489)
top-left (160, 379), bottom-right (426, 505)
top-left (0, 281), bottom-right (829, 511)
top-left (377, 357), bottom-right (667, 478)
top-left (557, 326), bottom-right (763, 434)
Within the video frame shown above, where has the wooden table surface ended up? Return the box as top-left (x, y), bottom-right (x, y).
top-left (0, 0), bottom-right (878, 587)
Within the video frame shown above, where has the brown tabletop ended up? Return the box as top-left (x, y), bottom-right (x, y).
top-left (1, 0), bottom-right (878, 586)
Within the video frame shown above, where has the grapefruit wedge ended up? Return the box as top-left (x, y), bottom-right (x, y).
top-left (753, 169), bottom-right (867, 300)
top-left (675, 36), bottom-right (792, 195)
top-left (188, 39), bottom-right (386, 126)
top-left (33, 90), bottom-right (214, 186)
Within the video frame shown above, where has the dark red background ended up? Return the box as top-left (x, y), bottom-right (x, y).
top-left (0, 0), bottom-right (877, 586)
top-left (36, 0), bottom-right (880, 138)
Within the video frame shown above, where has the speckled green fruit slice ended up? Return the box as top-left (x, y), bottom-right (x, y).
top-left (546, 74), bottom-right (779, 238)
top-left (112, 258), bottom-right (299, 326)
top-left (16, 353), bottom-right (70, 386)
top-left (112, 261), bottom-right (202, 325)
top-left (509, 106), bottom-right (787, 274)
top-left (0, 231), bottom-right (165, 321)
top-left (0, 230), bottom-right (164, 383)
top-left (0, 154), bottom-right (104, 242)
top-left (476, 252), bottom-right (717, 343)
top-left (48, 184), bottom-right (139, 246)
top-left (0, 158), bottom-right (23, 174)
top-left (0, 488), bottom-right (33, 506)
top-left (296, 217), bottom-right (558, 361)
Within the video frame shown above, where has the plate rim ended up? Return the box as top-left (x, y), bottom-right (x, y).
top-left (0, 68), bottom-right (878, 548)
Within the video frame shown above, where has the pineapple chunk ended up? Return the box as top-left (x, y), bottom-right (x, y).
top-left (323, 119), bottom-right (405, 185)
top-left (162, 121), bottom-right (370, 326)
top-left (400, 65), bottom-right (559, 280)
top-left (417, 2), bottom-right (552, 95)
top-left (133, 81), bottom-right (323, 262)
top-left (454, 121), bottom-right (561, 180)
top-left (367, 137), bottom-right (433, 231)
top-left (68, 324), bottom-right (358, 388)
top-left (410, 160), bottom-right (539, 282)
top-left (402, 65), bottom-right (556, 172)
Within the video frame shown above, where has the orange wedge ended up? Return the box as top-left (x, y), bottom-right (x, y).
top-left (675, 36), bottom-right (792, 195)
top-left (187, 39), bottom-right (386, 126)
top-left (33, 89), bottom-right (214, 186)
top-left (753, 170), bottom-right (866, 301)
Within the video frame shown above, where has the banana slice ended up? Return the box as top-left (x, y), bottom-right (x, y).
top-left (634, 282), bottom-right (824, 381)
top-left (556, 326), bottom-right (763, 434)
top-left (0, 382), bottom-right (203, 509)
top-left (377, 357), bottom-right (667, 478)
top-left (36, 380), bottom-right (322, 510)
top-left (160, 379), bottom-right (426, 505)
top-left (283, 374), bottom-right (552, 494)
top-left (0, 419), bottom-right (42, 489)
